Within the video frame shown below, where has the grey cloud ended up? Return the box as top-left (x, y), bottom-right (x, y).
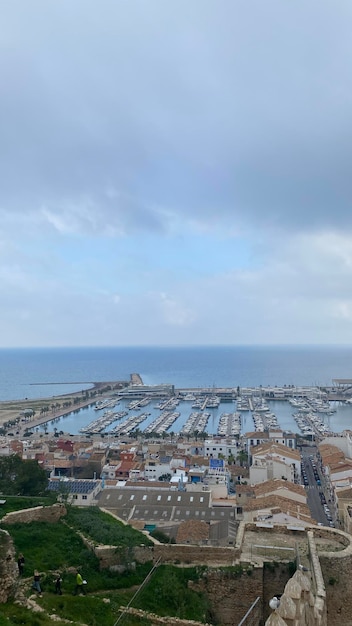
top-left (1, 1), bottom-right (352, 235)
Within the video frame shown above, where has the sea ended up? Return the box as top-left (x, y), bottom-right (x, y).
top-left (1, 345), bottom-right (352, 436)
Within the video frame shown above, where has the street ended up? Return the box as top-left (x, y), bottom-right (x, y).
top-left (300, 445), bottom-right (335, 527)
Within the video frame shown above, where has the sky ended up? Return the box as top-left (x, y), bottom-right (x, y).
top-left (1, 0), bottom-right (352, 347)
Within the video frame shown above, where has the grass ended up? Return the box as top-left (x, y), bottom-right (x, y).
top-left (0, 495), bottom-right (57, 519)
top-left (2, 508), bottom-right (211, 625)
top-left (134, 564), bottom-right (210, 622)
top-left (65, 506), bottom-right (153, 547)
top-left (0, 603), bottom-right (72, 626)
top-left (7, 519), bottom-right (153, 593)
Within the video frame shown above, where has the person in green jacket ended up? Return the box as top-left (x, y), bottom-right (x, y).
top-left (74, 571), bottom-right (86, 595)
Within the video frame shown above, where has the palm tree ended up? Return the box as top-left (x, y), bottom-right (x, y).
top-left (237, 450), bottom-right (248, 467)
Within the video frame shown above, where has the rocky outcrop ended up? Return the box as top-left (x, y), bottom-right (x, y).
top-left (0, 529), bottom-right (18, 602)
top-left (265, 569), bottom-right (327, 626)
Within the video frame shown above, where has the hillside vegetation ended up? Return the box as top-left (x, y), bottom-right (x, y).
top-left (1, 504), bottom-right (211, 626)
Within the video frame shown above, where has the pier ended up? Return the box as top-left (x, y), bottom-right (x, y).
top-left (2, 373), bottom-right (352, 439)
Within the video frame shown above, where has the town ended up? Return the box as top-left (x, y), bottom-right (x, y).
top-left (2, 378), bottom-right (352, 624)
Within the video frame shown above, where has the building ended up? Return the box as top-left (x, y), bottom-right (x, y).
top-left (47, 478), bottom-right (101, 506)
top-left (249, 442), bottom-right (301, 485)
top-left (245, 430), bottom-right (296, 456)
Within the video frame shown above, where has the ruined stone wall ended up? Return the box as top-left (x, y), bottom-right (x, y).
top-left (264, 529), bottom-right (330, 626)
top-left (265, 568), bottom-right (327, 626)
top-left (320, 551), bottom-right (352, 625)
top-left (0, 530), bottom-right (18, 602)
top-left (1, 504), bottom-right (66, 525)
top-left (190, 568), bottom-right (263, 626)
top-left (119, 606), bottom-right (212, 626)
top-left (95, 542), bottom-right (241, 570)
top-left (262, 562), bottom-right (293, 623)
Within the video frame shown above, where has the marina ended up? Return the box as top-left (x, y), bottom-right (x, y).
top-left (79, 410), bottom-right (128, 434)
top-left (3, 354), bottom-right (351, 440)
top-left (29, 381), bottom-right (352, 440)
top-left (180, 411), bottom-right (211, 435)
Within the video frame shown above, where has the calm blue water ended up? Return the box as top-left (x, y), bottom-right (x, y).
top-left (1, 345), bottom-right (352, 435)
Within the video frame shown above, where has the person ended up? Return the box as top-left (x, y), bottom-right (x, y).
top-left (55, 574), bottom-right (63, 595)
top-left (74, 570), bottom-right (86, 595)
top-left (17, 553), bottom-right (25, 575)
top-left (32, 570), bottom-right (42, 596)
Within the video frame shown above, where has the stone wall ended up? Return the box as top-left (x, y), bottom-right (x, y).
top-left (190, 567), bottom-right (263, 626)
top-left (263, 529), bottom-right (330, 626)
top-left (262, 563), bottom-right (294, 623)
top-left (95, 542), bottom-right (241, 570)
top-left (320, 553), bottom-right (352, 626)
top-left (265, 568), bottom-right (327, 626)
top-left (1, 504), bottom-right (66, 525)
top-left (318, 531), bottom-right (352, 626)
top-left (119, 606), bottom-right (212, 626)
top-left (0, 530), bottom-right (18, 602)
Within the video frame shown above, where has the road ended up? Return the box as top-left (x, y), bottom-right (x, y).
top-left (300, 445), bottom-right (334, 527)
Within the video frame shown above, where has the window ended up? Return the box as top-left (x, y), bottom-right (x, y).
top-left (82, 495), bottom-right (87, 500)
top-left (130, 495), bottom-right (135, 500)
top-left (157, 495), bottom-right (161, 501)
top-left (142, 495), bottom-right (147, 501)
top-left (177, 496), bottom-right (181, 501)
top-left (190, 496), bottom-right (194, 502)
top-left (167, 495), bottom-right (171, 501)
top-left (200, 497), bottom-right (204, 503)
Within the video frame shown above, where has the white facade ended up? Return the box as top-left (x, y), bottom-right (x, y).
top-left (245, 431), bottom-right (296, 455)
top-left (144, 460), bottom-right (171, 480)
top-left (250, 458), bottom-right (294, 484)
top-left (203, 440), bottom-right (237, 460)
top-left (321, 433), bottom-right (352, 459)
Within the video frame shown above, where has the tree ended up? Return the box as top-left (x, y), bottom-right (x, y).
top-left (237, 450), bottom-right (248, 467)
top-left (0, 455), bottom-right (48, 495)
top-left (158, 473), bottom-right (172, 482)
top-left (17, 459), bottom-right (48, 495)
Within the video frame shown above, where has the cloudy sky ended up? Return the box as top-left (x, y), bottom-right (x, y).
top-left (1, 0), bottom-right (352, 347)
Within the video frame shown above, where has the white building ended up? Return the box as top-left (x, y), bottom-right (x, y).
top-left (249, 442), bottom-right (301, 485)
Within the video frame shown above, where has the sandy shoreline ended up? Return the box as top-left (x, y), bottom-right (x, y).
top-left (0, 381), bottom-right (125, 433)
